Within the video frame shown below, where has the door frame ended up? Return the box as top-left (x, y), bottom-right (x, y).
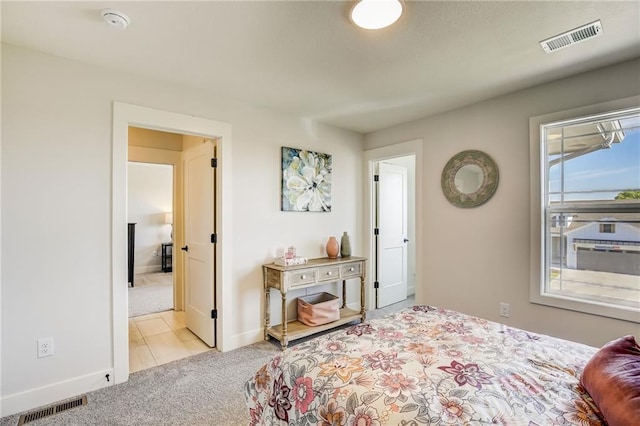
top-left (363, 139), bottom-right (423, 312)
top-left (112, 102), bottom-right (232, 384)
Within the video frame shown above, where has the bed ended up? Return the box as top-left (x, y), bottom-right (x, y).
top-left (244, 305), bottom-right (639, 425)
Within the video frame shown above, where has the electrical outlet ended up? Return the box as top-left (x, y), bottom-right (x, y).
top-left (38, 337), bottom-right (54, 358)
top-left (499, 302), bottom-right (510, 318)
top-left (152, 250), bottom-right (158, 257)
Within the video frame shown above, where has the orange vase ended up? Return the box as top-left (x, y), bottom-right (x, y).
top-left (326, 236), bottom-right (339, 259)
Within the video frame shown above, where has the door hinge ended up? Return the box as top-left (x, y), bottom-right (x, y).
top-left (211, 234), bottom-right (217, 243)
top-left (211, 309), bottom-right (218, 319)
top-left (374, 228), bottom-right (379, 235)
top-left (374, 174), bottom-right (379, 182)
top-left (211, 158), bottom-right (218, 168)
top-left (374, 281), bottom-right (379, 289)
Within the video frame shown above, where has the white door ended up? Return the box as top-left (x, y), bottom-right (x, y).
top-left (183, 140), bottom-right (216, 347)
top-left (377, 162), bottom-right (408, 308)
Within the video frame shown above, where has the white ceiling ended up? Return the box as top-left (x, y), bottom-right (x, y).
top-left (2, 1), bottom-right (639, 134)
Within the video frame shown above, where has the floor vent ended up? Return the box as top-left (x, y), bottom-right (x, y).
top-left (17, 395), bottom-right (87, 425)
top-left (540, 20), bottom-right (602, 53)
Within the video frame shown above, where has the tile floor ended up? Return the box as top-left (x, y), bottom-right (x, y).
top-left (129, 310), bottom-right (213, 373)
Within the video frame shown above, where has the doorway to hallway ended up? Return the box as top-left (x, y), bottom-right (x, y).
top-left (363, 139), bottom-right (423, 314)
top-left (373, 156), bottom-right (415, 308)
top-left (112, 102), bottom-right (232, 384)
top-left (127, 160), bottom-right (174, 318)
top-left (125, 126), bottom-right (218, 373)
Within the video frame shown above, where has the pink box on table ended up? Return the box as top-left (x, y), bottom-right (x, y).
top-left (297, 292), bottom-right (340, 326)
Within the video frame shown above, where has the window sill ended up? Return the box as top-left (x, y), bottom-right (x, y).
top-left (530, 289), bottom-right (640, 323)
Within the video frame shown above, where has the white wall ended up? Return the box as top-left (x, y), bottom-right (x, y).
top-left (0, 44), bottom-right (363, 416)
top-left (128, 162), bottom-right (173, 273)
top-left (364, 58), bottom-right (640, 348)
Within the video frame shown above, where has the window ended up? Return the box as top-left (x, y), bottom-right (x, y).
top-left (531, 101), bottom-right (640, 322)
top-left (551, 214), bottom-right (575, 228)
top-left (599, 223), bottom-right (615, 233)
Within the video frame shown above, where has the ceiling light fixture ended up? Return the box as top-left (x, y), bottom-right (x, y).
top-left (350, 0), bottom-right (403, 30)
top-left (101, 9), bottom-right (130, 30)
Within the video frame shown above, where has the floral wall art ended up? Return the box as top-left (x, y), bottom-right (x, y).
top-left (281, 147), bottom-right (332, 212)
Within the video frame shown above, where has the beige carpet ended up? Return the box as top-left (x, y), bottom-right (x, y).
top-left (0, 341), bottom-right (279, 426)
top-left (128, 272), bottom-right (173, 317)
top-left (0, 296), bottom-right (416, 426)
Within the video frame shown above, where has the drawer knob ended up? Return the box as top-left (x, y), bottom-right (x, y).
top-left (349, 267), bottom-right (355, 272)
top-left (300, 274), bottom-right (306, 279)
top-left (327, 271), bottom-right (332, 276)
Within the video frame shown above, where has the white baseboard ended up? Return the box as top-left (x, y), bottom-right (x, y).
top-left (407, 285), bottom-right (415, 297)
top-left (0, 369), bottom-right (113, 418)
top-left (135, 265), bottom-right (162, 274)
top-left (223, 328), bottom-right (264, 352)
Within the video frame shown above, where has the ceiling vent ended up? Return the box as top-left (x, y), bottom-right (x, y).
top-left (540, 20), bottom-right (602, 53)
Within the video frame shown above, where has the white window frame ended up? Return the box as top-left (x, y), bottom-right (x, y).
top-left (529, 96), bottom-right (640, 323)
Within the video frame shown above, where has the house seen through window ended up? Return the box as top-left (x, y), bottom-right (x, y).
top-left (540, 106), bottom-right (640, 319)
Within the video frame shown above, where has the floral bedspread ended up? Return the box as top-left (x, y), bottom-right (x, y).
top-left (244, 306), bottom-right (604, 425)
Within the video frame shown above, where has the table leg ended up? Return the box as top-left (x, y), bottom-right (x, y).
top-left (360, 276), bottom-right (366, 321)
top-left (264, 286), bottom-right (270, 341)
top-left (281, 292), bottom-right (288, 349)
top-left (342, 280), bottom-right (346, 308)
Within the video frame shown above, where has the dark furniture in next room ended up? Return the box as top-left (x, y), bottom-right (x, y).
top-left (162, 242), bottom-right (173, 273)
top-left (128, 223), bottom-right (136, 287)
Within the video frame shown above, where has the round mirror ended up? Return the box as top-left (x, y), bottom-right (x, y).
top-left (441, 150), bottom-right (499, 208)
top-left (454, 164), bottom-right (484, 194)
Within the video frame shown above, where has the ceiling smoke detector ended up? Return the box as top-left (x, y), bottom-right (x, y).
top-left (101, 9), bottom-right (130, 29)
top-left (540, 20), bottom-right (602, 53)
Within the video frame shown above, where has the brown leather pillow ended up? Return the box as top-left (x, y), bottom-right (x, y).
top-left (580, 335), bottom-right (640, 426)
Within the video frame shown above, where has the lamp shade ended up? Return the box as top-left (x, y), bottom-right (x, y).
top-left (164, 212), bottom-right (173, 224)
top-left (350, 0), bottom-right (403, 30)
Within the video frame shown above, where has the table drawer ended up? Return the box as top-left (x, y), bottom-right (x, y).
top-left (287, 268), bottom-right (316, 288)
top-left (341, 262), bottom-right (362, 278)
top-left (317, 265), bottom-right (341, 282)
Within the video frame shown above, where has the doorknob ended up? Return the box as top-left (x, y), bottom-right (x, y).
top-left (181, 245), bottom-right (189, 252)
top-left (403, 238), bottom-right (409, 243)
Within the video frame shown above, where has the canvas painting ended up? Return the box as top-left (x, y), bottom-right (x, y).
top-left (281, 147), bottom-right (332, 212)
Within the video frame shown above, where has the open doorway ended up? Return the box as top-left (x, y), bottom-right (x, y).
top-left (374, 157), bottom-right (415, 308)
top-left (373, 156), bottom-right (416, 308)
top-left (364, 140), bottom-right (423, 313)
top-left (127, 161), bottom-right (174, 317)
top-left (112, 102), bottom-right (231, 384)
top-left (126, 126), bottom-right (216, 373)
